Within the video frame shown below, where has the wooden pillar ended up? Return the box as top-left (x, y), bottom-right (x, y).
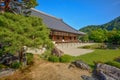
top-left (52, 35), bottom-right (55, 41)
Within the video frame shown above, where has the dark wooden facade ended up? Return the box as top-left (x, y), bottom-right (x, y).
top-left (50, 30), bottom-right (81, 43)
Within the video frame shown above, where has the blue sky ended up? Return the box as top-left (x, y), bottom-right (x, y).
top-left (35, 0), bottom-right (120, 30)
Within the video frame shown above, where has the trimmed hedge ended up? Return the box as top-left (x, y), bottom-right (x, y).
top-left (48, 55), bottom-right (59, 62)
top-left (48, 54), bottom-right (75, 63)
top-left (81, 45), bottom-right (91, 49)
top-left (80, 43), bottom-right (107, 49)
top-left (60, 54), bottom-right (73, 63)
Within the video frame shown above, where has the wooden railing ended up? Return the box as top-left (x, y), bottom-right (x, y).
top-left (54, 40), bottom-right (79, 44)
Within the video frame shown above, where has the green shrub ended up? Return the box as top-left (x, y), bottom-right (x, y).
top-left (81, 45), bottom-right (91, 49)
top-left (11, 61), bottom-right (21, 69)
top-left (48, 55), bottom-right (59, 62)
top-left (79, 43), bottom-right (107, 49)
top-left (40, 50), bottom-right (51, 60)
top-left (106, 61), bottom-right (120, 69)
top-left (60, 54), bottom-right (73, 63)
top-left (26, 53), bottom-right (34, 65)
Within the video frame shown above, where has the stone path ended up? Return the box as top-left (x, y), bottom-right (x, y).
top-left (56, 43), bottom-right (94, 56)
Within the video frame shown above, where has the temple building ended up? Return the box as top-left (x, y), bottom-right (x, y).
top-left (31, 8), bottom-right (85, 43)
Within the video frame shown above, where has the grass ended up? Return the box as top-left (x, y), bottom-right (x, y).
top-left (41, 43), bottom-right (120, 69)
top-left (77, 49), bottom-right (120, 68)
top-left (47, 49), bottom-right (120, 68)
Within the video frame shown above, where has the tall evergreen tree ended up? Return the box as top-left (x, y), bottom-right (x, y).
top-left (0, 13), bottom-right (53, 56)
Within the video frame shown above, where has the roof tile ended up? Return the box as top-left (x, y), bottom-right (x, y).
top-left (30, 8), bottom-right (85, 35)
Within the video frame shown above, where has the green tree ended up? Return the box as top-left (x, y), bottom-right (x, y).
top-left (23, 0), bottom-right (38, 8)
top-left (0, 13), bottom-right (53, 57)
top-left (89, 29), bottom-right (107, 42)
top-left (106, 29), bottom-right (120, 44)
top-left (79, 34), bottom-right (89, 42)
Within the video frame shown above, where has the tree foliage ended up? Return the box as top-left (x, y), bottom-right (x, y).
top-left (0, 12), bottom-right (53, 55)
top-left (106, 29), bottom-right (120, 44)
top-left (89, 29), bottom-right (107, 42)
top-left (79, 34), bottom-right (89, 42)
top-left (23, 0), bottom-right (38, 8)
top-left (79, 29), bottom-right (120, 44)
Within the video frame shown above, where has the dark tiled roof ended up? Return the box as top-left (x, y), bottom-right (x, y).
top-left (30, 8), bottom-right (85, 35)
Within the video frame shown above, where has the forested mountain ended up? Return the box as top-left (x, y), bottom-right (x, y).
top-left (79, 16), bottom-right (120, 33)
top-left (79, 16), bottom-right (120, 44)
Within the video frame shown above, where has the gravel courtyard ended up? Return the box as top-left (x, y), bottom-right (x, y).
top-left (27, 43), bottom-right (94, 56)
top-left (56, 43), bottom-right (94, 56)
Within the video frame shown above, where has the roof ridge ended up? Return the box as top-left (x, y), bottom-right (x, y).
top-left (31, 8), bottom-right (61, 20)
top-left (60, 20), bottom-right (85, 34)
